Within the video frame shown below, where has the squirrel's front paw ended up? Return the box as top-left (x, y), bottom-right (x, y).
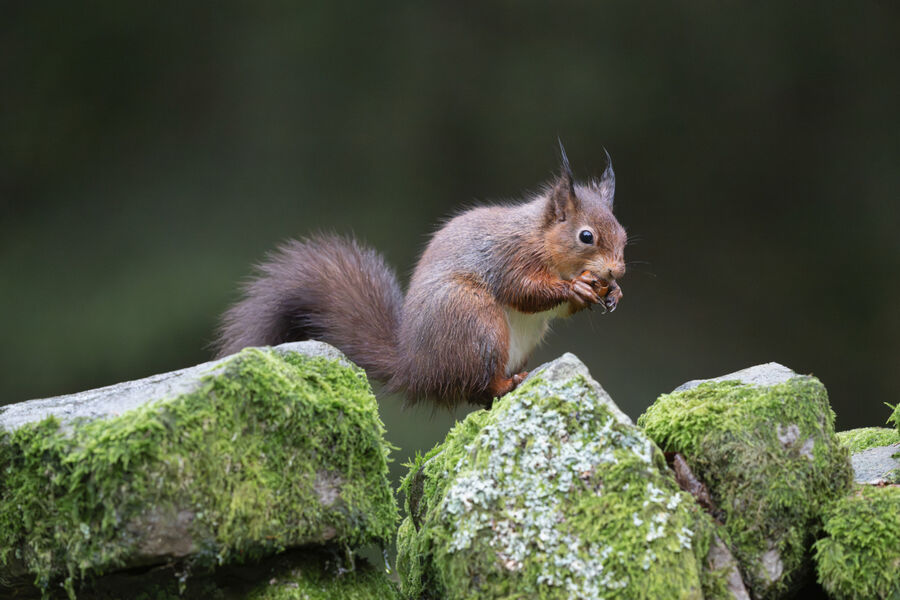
top-left (569, 271), bottom-right (602, 309)
top-left (604, 281), bottom-right (623, 312)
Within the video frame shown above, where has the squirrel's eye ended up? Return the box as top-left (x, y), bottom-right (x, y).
top-left (578, 230), bottom-right (594, 245)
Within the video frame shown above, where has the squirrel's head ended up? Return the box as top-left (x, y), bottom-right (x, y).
top-left (541, 145), bottom-right (626, 283)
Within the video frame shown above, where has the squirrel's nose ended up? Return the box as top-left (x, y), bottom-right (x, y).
top-left (605, 263), bottom-right (626, 280)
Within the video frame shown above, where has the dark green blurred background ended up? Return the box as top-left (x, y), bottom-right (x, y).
top-left (2, 2), bottom-right (898, 483)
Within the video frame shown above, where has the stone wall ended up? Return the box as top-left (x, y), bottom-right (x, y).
top-left (1, 344), bottom-right (896, 599)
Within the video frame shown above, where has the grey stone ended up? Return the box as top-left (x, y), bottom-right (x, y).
top-left (850, 443), bottom-right (900, 484)
top-left (525, 352), bottom-right (633, 425)
top-left (0, 341), bottom-right (349, 433)
top-left (128, 508), bottom-right (198, 564)
top-left (707, 536), bottom-right (751, 600)
top-left (271, 340), bottom-right (354, 367)
top-left (758, 545), bottom-right (785, 584)
top-left (674, 362), bottom-right (797, 392)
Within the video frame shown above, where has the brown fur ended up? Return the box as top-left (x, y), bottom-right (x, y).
top-left (215, 153), bottom-right (627, 409)
top-left (215, 235), bottom-right (403, 382)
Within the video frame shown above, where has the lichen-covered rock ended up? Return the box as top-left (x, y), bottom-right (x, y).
top-left (638, 363), bottom-right (853, 599)
top-left (397, 353), bottom-right (734, 600)
top-left (814, 485), bottom-right (900, 599)
top-left (837, 427), bottom-right (900, 454)
top-left (0, 341), bottom-right (397, 597)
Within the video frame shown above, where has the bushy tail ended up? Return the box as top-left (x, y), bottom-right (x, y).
top-left (215, 234), bottom-right (403, 381)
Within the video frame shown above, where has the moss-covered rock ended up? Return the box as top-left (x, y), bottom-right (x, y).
top-left (638, 363), bottom-right (853, 599)
top-left (0, 341), bottom-right (397, 598)
top-left (244, 550), bottom-right (400, 600)
top-left (21, 547), bottom-right (401, 600)
top-left (397, 353), bottom-right (736, 600)
top-left (837, 427), bottom-right (900, 454)
top-left (814, 484), bottom-right (900, 599)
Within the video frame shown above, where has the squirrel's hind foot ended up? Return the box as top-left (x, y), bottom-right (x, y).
top-left (484, 370), bottom-right (530, 405)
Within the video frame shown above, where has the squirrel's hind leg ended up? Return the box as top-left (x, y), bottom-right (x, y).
top-left (399, 276), bottom-right (515, 409)
top-left (485, 370), bottom-right (529, 403)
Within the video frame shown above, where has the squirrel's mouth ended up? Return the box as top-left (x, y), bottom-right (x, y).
top-left (592, 278), bottom-right (611, 296)
top-left (589, 277), bottom-right (622, 313)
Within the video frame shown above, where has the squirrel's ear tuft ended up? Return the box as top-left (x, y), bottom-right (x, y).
top-left (548, 139), bottom-right (579, 222)
top-left (558, 138), bottom-right (574, 183)
top-left (596, 147), bottom-right (616, 207)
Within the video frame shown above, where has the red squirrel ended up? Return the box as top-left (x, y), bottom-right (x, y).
top-left (215, 145), bottom-right (626, 408)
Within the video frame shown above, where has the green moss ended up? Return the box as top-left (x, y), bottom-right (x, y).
top-left (837, 427), bottom-right (900, 454)
top-left (889, 403), bottom-right (900, 433)
top-left (58, 548), bottom-right (399, 600)
top-left (398, 373), bottom-right (726, 600)
top-left (638, 377), bottom-right (853, 598)
top-left (244, 552), bottom-right (400, 600)
top-left (814, 485), bottom-right (900, 599)
top-left (0, 347), bottom-right (397, 598)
